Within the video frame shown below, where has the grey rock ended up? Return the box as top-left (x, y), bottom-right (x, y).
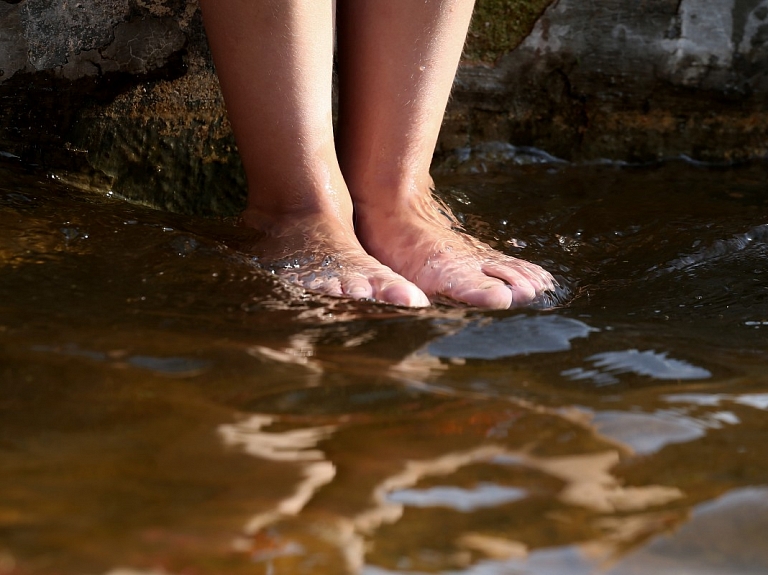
top-left (20, 0), bottom-right (130, 70)
top-left (0, 5), bottom-right (28, 82)
top-left (442, 0), bottom-right (768, 166)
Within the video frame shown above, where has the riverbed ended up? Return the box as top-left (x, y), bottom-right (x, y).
top-left (1, 157), bottom-right (767, 575)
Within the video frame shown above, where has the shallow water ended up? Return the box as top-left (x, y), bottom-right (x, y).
top-left (1, 158), bottom-right (767, 575)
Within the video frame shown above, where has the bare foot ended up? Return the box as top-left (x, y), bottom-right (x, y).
top-left (354, 193), bottom-right (558, 309)
top-left (238, 210), bottom-right (430, 308)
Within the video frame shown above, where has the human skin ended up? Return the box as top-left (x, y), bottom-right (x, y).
top-left (199, 0), bottom-right (556, 309)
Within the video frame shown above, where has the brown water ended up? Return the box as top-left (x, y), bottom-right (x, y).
top-left (1, 158), bottom-right (767, 575)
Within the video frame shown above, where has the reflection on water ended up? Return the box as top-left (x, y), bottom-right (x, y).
top-left (426, 315), bottom-right (596, 359)
top-left (562, 349), bottom-right (712, 385)
top-left (1, 159), bottom-right (768, 574)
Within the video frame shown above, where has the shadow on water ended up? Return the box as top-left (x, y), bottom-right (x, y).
top-left (1, 159), bottom-right (767, 575)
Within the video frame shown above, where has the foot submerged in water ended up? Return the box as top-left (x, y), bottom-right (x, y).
top-left (236, 198), bottom-right (558, 310)
top-left (354, 193), bottom-right (559, 310)
top-left (237, 211), bottom-right (431, 308)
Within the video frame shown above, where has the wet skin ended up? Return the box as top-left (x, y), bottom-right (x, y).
top-left (241, 207), bottom-right (432, 308)
top-left (354, 190), bottom-right (557, 309)
top-left (201, 0), bottom-right (555, 309)
top-left (241, 185), bottom-right (556, 310)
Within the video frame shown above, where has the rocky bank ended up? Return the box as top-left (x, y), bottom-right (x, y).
top-left (1, 0), bottom-right (767, 214)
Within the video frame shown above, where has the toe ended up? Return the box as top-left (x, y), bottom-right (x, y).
top-left (483, 260), bottom-right (555, 293)
top-left (377, 280), bottom-right (431, 308)
top-left (448, 275), bottom-right (514, 309)
top-left (519, 263), bottom-right (556, 291)
top-left (286, 271), bottom-right (344, 297)
top-left (507, 282), bottom-right (538, 306)
top-left (342, 276), bottom-right (374, 300)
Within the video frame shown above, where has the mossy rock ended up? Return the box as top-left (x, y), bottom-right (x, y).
top-left (465, 0), bottom-right (554, 62)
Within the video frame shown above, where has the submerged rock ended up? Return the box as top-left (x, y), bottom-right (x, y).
top-left (1, 0), bottom-right (767, 214)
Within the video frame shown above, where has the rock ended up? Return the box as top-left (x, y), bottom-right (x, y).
top-left (0, 0), bottom-right (243, 215)
top-left (1, 0), bottom-right (767, 214)
top-left (443, 0), bottom-right (768, 168)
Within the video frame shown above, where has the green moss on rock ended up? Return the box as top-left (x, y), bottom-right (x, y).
top-left (465, 0), bottom-right (554, 63)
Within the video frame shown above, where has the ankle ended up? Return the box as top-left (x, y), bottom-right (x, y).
top-left (243, 184), bottom-right (355, 229)
top-left (344, 166), bottom-right (434, 209)
top-left (243, 202), bottom-right (354, 231)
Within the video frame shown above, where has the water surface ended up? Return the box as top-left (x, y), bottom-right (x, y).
top-left (1, 158), bottom-right (767, 575)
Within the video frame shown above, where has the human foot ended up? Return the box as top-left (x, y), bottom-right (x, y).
top-left (238, 210), bottom-right (430, 308)
top-left (354, 194), bottom-right (558, 309)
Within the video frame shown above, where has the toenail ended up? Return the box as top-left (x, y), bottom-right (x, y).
top-left (348, 286), bottom-right (370, 298)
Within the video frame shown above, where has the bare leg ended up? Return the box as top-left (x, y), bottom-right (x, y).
top-left (336, 0), bottom-right (556, 309)
top-left (199, 0), bottom-right (429, 307)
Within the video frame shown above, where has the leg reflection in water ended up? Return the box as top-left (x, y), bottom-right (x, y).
top-left (199, 0), bottom-right (557, 309)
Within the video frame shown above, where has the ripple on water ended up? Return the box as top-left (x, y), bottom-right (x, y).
top-left (426, 315), bottom-right (597, 360)
top-left (609, 487), bottom-right (768, 575)
top-left (3, 160), bottom-right (768, 575)
top-left (561, 349), bottom-right (712, 385)
top-left (30, 344), bottom-right (211, 377)
top-left (387, 484), bottom-right (528, 512)
top-left (664, 392), bottom-right (768, 411)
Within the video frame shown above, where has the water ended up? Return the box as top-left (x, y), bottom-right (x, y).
top-left (1, 158), bottom-right (767, 575)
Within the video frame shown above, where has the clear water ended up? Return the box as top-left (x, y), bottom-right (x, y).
top-left (1, 159), bottom-right (767, 575)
